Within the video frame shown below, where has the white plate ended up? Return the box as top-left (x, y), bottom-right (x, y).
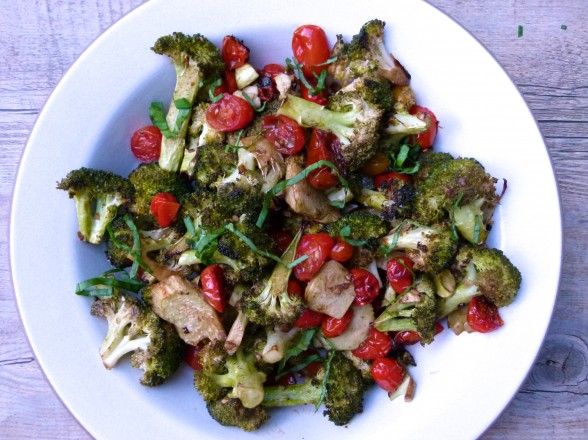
top-left (11, 0), bottom-right (561, 438)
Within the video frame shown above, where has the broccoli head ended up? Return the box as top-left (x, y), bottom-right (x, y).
top-left (56, 167), bottom-right (134, 244)
top-left (356, 177), bottom-right (415, 221)
top-left (90, 293), bottom-right (184, 386)
top-left (374, 274), bottom-right (438, 345)
top-left (263, 351), bottom-right (366, 426)
top-left (206, 397), bottom-right (270, 431)
top-left (151, 32), bottom-right (225, 172)
top-left (412, 150), bottom-right (454, 185)
top-left (324, 210), bottom-right (388, 249)
top-left (437, 244), bottom-right (522, 318)
top-left (192, 143), bottom-right (237, 189)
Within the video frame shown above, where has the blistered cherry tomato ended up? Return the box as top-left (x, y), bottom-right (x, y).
top-left (393, 322), bottom-right (444, 346)
top-left (223, 70), bottom-right (238, 93)
top-left (277, 372), bottom-right (297, 386)
top-left (293, 233), bottom-right (336, 282)
top-left (361, 151), bottom-right (389, 176)
top-left (130, 125), bottom-right (162, 162)
top-left (150, 193), bottom-right (180, 227)
top-left (352, 327), bottom-right (393, 360)
top-left (262, 63), bottom-right (286, 77)
top-left (386, 256), bottom-right (415, 294)
top-left (262, 115), bottom-right (306, 155)
top-left (306, 129), bottom-right (339, 190)
top-left (185, 343), bottom-right (204, 370)
top-left (409, 105), bottom-right (438, 149)
top-left (222, 35), bottom-right (249, 70)
top-left (199, 264), bottom-right (227, 313)
top-left (321, 308), bottom-right (354, 338)
top-left (374, 172), bottom-right (411, 189)
top-left (287, 278), bottom-right (304, 298)
top-left (292, 25), bottom-right (331, 77)
top-left (467, 296), bottom-right (504, 333)
top-left (294, 309), bottom-right (325, 328)
top-left (329, 237), bottom-right (354, 263)
top-left (370, 357), bottom-right (405, 393)
top-left (300, 80), bottom-right (329, 106)
top-left (206, 94), bottom-right (254, 132)
top-left (269, 230), bottom-right (293, 255)
top-left (351, 268), bottom-right (380, 306)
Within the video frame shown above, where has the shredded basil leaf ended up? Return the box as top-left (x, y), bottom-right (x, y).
top-left (317, 340), bottom-right (336, 411)
top-left (149, 102), bottom-right (173, 138)
top-left (75, 269), bottom-right (145, 296)
top-left (277, 328), bottom-right (317, 376)
top-left (207, 78), bottom-right (224, 103)
top-left (450, 193), bottom-right (464, 240)
top-left (338, 225), bottom-right (369, 247)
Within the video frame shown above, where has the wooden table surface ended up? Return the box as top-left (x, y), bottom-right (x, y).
top-left (1, 0), bottom-right (586, 438)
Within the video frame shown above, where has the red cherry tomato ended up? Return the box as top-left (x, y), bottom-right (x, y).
top-left (262, 63), bottom-right (286, 77)
top-left (393, 321), bottom-right (444, 346)
top-left (300, 80), bottom-right (329, 106)
top-left (466, 296), bottom-right (504, 333)
top-left (292, 25), bottom-right (331, 78)
top-left (374, 172), bottom-right (411, 189)
top-left (321, 308), bottom-right (354, 338)
top-left (329, 237), bottom-right (354, 263)
top-left (150, 193), bottom-right (180, 227)
top-left (221, 35), bottom-right (249, 70)
top-left (306, 129), bottom-right (339, 190)
top-left (184, 342), bottom-right (204, 370)
top-left (277, 372), bottom-right (297, 386)
top-left (223, 70), bottom-right (238, 94)
top-left (130, 125), bottom-right (162, 162)
top-left (199, 264), bottom-right (227, 313)
top-left (386, 256), bottom-right (415, 294)
top-left (293, 233), bottom-right (336, 282)
top-left (262, 115), bottom-right (306, 155)
top-left (352, 327), bottom-right (393, 360)
top-left (409, 105), bottom-right (438, 149)
top-left (287, 278), bottom-right (304, 297)
top-left (351, 268), bottom-right (380, 306)
top-left (294, 309), bottom-right (325, 328)
top-left (269, 230), bottom-right (293, 255)
top-left (370, 357), bottom-right (405, 393)
top-left (206, 94), bottom-right (254, 132)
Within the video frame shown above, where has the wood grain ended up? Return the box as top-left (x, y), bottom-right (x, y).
top-left (1, 0), bottom-right (587, 438)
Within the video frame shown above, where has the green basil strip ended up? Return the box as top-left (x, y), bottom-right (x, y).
top-left (173, 98), bottom-right (192, 132)
top-left (339, 225), bottom-right (369, 247)
top-left (256, 160), bottom-right (348, 228)
top-left (286, 57), bottom-right (318, 96)
top-left (239, 91), bottom-right (267, 112)
top-left (75, 274), bottom-right (144, 296)
top-left (378, 219), bottom-right (409, 256)
top-left (207, 78), bottom-right (224, 103)
top-left (317, 340), bottom-right (336, 411)
top-left (277, 328), bottom-right (317, 376)
top-left (286, 255), bottom-right (309, 269)
top-left (149, 101), bottom-right (173, 138)
top-left (473, 215), bottom-right (482, 244)
top-left (450, 193), bottom-right (465, 240)
top-left (276, 353), bottom-right (323, 379)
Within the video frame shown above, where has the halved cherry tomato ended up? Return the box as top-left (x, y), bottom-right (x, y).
top-left (351, 268), bottom-right (380, 306)
top-left (150, 193), bottom-right (180, 227)
top-left (199, 264), bottom-right (226, 313)
top-left (293, 309), bottom-right (325, 328)
top-left (269, 230), bottom-right (293, 255)
top-left (130, 125), bottom-right (162, 162)
top-left (329, 237), bottom-right (354, 263)
top-left (184, 342), bottom-right (204, 370)
top-left (287, 278), bottom-right (303, 297)
top-left (306, 129), bottom-right (339, 190)
top-left (262, 63), bottom-right (286, 77)
top-left (409, 105), bottom-right (438, 149)
top-left (352, 327), bottom-right (393, 359)
top-left (321, 308), bottom-right (354, 338)
top-left (361, 151), bottom-right (389, 176)
top-left (292, 25), bottom-right (331, 78)
top-left (374, 172), bottom-right (411, 189)
top-left (300, 80), bottom-right (328, 106)
top-left (223, 70), bottom-right (238, 94)
top-left (370, 357), bottom-right (405, 393)
top-left (293, 233), bottom-right (335, 282)
top-left (393, 322), bottom-right (444, 346)
top-left (206, 94), bottom-right (254, 132)
top-left (466, 296), bottom-right (504, 333)
top-left (386, 256), bottom-right (415, 294)
top-left (222, 35), bottom-right (249, 70)
top-left (262, 115), bottom-right (306, 155)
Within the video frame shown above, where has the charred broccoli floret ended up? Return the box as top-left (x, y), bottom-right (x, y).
top-left (263, 351), bottom-right (366, 426)
top-left (56, 167), bottom-right (134, 244)
top-left (151, 32), bottom-right (224, 171)
top-left (356, 177), bottom-right (415, 221)
top-left (324, 210), bottom-right (388, 249)
top-left (380, 221), bottom-right (458, 274)
top-left (374, 275), bottom-right (438, 345)
top-left (90, 293), bottom-right (184, 386)
top-left (206, 397), bottom-right (270, 431)
top-left (437, 245), bottom-right (522, 318)
top-left (412, 150), bottom-right (454, 185)
top-left (192, 143), bottom-right (237, 190)
top-left (194, 341), bottom-right (267, 408)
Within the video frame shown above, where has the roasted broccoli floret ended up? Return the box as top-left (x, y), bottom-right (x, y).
top-left (412, 150), bottom-right (454, 185)
top-left (90, 292), bottom-right (184, 386)
top-left (192, 143), bottom-right (237, 190)
top-left (324, 210), bottom-right (388, 249)
top-left (56, 167), bottom-right (134, 244)
top-left (151, 32), bottom-right (225, 171)
top-left (128, 162), bottom-right (191, 224)
top-left (380, 221), bottom-right (458, 274)
top-left (355, 178), bottom-right (415, 221)
top-left (241, 229), bottom-right (305, 325)
top-left (328, 19), bottom-right (410, 87)
top-left (437, 245), bottom-right (522, 318)
top-left (194, 341), bottom-right (267, 408)
top-left (206, 397), bottom-right (270, 431)
top-left (374, 275), bottom-right (438, 345)
top-left (412, 157), bottom-right (499, 244)
top-left (263, 351), bottom-right (366, 426)
top-left (276, 77), bottom-right (391, 171)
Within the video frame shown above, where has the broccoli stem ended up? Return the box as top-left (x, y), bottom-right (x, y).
top-left (263, 382), bottom-right (322, 407)
top-left (437, 263), bottom-right (478, 318)
top-left (102, 333), bottom-right (151, 368)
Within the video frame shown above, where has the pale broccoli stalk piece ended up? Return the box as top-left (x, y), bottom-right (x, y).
top-left (260, 325), bottom-right (300, 364)
top-left (57, 167), bottom-right (133, 244)
top-left (151, 32), bottom-right (224, 171)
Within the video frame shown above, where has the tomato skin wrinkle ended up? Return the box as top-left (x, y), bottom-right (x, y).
top-left (351, 268), bottom-right (380, 306)
top-left (206, 94), bottom-right (254, 132)
top-left (321, 308), bottom-right (354, 338)
top-left (292, 24), bottom-right (331, 78)
top-left (467, 296), bottom-right (504, 333)
top-left (371, 357), bottom-right (405, 393)
top-left (294, 309), bottom-right (324, 328)
top-left (262, 115), bottom-right (306, 155)
top-left (150, 192), bottom-right (180, 227)
top-left (222, 35), bottom-right (249, 70)
top-left (352, 327), bottom-right (393, 360)
top-left (130, 125), bottom-right (162, 162)
top-left (293, 233), bottom-right (335, 282)
top-left (306, 129), bottom-right (339, 190)
top-left (386, 256), bottom-right (415, 294)
top-left (199, 264), bottom-right (227, 313)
